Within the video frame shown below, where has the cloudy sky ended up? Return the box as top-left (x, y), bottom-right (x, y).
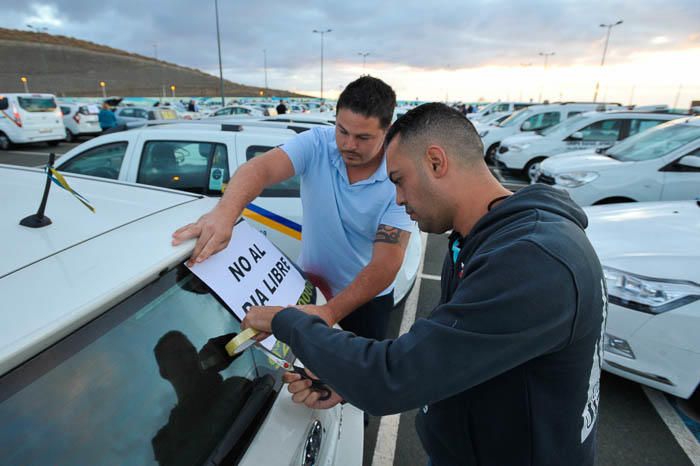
top-left (2, 0), bottom-right (699, 106)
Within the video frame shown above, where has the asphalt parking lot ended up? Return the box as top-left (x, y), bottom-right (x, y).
top-left (2, 139), bottom-right (699, 466)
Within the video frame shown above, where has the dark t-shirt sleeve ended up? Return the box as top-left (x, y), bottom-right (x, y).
top-left (272, 240), bottom-right (578, 415)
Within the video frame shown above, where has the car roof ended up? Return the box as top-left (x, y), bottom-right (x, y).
top-left (571, 110), bottom-right (682, 120)
top-left (146, 122), bottom-right (297, 136)
top-left (0, 165), bottom-right (217, 376)
top-left (2, 93), bottom-right (56, 98)
top-left (682, 116), bottom-right (700, 127)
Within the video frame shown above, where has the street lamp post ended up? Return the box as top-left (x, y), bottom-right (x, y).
top-left (20, 76), bottom-right (29, 93)
top-left (538, 52), bottom-right (555, 102)
top-left (214, 0), bottom-right (226, 106)
top-left (153, 42), bottom-right (165, 98)
top-left (27, 24), bottom-right (49, 90)
top-left (312, 29), bottom-right (332, 100)
top-left (99, 81), bottom-right (107, 99)
top-left (593, 20), bottom-right (623, 102)
top-left (263, 49), bottom-right (268, 90)
top-left (357, 52), bottom-right (370, 71)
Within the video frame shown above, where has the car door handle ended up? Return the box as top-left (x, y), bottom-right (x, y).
top-left (301, 419), bottom-right (323, 466)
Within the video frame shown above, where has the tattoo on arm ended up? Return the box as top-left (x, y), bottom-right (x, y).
top-left (374, 224), bottom-right (402, 244)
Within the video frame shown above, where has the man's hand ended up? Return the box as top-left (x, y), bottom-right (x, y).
top-left (241, 305), bottom-right (285, 335)
top-left (283, 369), bottom-right (344, 410)
top-left (171, 210), bottom-right (236, 266)
top-left (297, 304), bottom-right (336, 326)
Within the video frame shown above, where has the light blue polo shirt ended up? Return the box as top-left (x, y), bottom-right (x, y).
top-left (282, 126), bottom-right (414, 297)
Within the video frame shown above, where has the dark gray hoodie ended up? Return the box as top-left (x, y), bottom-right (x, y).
top-left (272, 184), bottom-right (606, 466)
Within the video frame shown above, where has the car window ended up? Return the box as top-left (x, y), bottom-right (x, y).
top-left (59, 142), bottom-right (129, 179)
top-left (0, 266), bottom-right (287, 466)
top-left (17, 96), bottom-right (57, 112)
top-left (120, 108), bottom-right (134, 117)
top-left (567, 111), bottom-right (582, 118)
top-left (246, 145), bottom-right (300, 198)
top-left (514, 104), bottom-right (530, 111)
top-left (498, 108), bottom-right (531, 127)
top-left (628, 119), bottom-right (667, 137)
top-left (135, 109), bottom-right (148, 119)
top-left (606, 120), bottom-right (700, 162)
top-left (523, 111), bottom-right (561, 131)
top-left (60, 106), bottom-right (71, 116)
top-left (137, 140), bottom-right (230, 196)
top-left (577, 119), bottom-right (623, 142)
top-left (494, 103), bottom-right (509, 112)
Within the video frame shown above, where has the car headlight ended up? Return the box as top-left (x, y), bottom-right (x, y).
top-left (553, 171), bottom-right (598, 188)
top-left (509, 143), bottom-right (530, 152)
top-left (604, 266), bottom-right (700, 314)
top-left (478, 130), bottom-right (489, 138)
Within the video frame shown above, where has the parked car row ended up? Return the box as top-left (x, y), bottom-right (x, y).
top-left (495, 110), bottom-right (681, 179)
top-left (513, 115), bottom-right (700, 404)
top-left (533, 116), bottom-right (700, 206)
top-left (480, 102), bottom-right (624, 162)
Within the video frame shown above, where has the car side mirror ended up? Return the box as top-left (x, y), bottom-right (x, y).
top-left (521, 121), bottom-right (533, 131)
top-left (677, 155), bottom-right (700, 169)
top-left (0, 97), bottom-right (8, 110)
top-left (569, 131), bottom-right (583, 141)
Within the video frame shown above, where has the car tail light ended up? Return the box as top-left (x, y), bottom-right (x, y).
top-left (11, 104), bottom-right (22, 127)
top-left (73, 113), bottom-right (81, 124)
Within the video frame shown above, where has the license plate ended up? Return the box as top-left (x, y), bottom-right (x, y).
top-left (39, 128), bottom-right (52, 134)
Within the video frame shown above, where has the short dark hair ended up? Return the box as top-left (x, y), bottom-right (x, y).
top-left (385, 103), bottom-right (484, 164)
top-left (337, 76), bottom-right (396, 129)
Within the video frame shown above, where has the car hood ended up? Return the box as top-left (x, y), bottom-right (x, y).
top-left (585, 200), bottom-right (700, 281)
top-left (540, 153), bottom-right (623, 174)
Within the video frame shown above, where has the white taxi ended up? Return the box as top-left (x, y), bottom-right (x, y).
top-left (54, 124), bottom-right (421, 304)
top-left (0, 164), bottom-right (362, 465)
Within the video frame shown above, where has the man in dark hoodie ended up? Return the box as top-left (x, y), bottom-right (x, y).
top-left (242, 103), bottom-right (607, 466)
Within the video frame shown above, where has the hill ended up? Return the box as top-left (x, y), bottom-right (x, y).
top-left (0, 28), bottom-right (307, 98)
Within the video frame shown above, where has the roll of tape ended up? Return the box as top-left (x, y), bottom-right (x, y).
top-left (225, 327), bottom-right (259, 356)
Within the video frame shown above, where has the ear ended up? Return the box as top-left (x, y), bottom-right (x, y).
top-left (425, 145), bottom-right (449, 178)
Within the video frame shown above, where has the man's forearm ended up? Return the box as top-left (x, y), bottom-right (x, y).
top-left (215, 163), bottom-right (267, 221)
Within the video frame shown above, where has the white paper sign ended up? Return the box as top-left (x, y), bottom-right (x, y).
top-left (187, 220), bottom-right (306, 351)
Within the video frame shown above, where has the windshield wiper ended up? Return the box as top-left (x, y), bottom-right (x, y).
top-left (206, 374), bottom-right (276, 465)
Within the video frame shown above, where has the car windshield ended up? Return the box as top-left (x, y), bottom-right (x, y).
top-left (539, 113), bottom-right (589, 136)
top-left (497, 108), bottom-right (532, 127)
top-left (606, 120), bottom-right (700, 162)
top-left (17, 96), bottom-right (57, 112)
top-left (0, 266), bottom-right (290, 465)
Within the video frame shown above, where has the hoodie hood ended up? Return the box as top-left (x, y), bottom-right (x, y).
top-left (470, 184), bottom-right (588, 239)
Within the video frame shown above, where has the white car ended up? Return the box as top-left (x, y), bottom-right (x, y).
top-left (496, 111), bottom-right (681, 179)
top-left (534, 117), bottom-right (700, 206)
top-left (467, 101), bottom-right (531, 123)
top-left (585, 200), bottom-right (700, 401)
top-left (480, 102), bottom-right (622, 162)
top-left (0, 93), bottom-right (65, 149)
top-left (54, 125), bottom-right (421, 304)
top-left (58, 102), bottom-right (102, 142)
top-left (0, 164), bottom-right (362, 465)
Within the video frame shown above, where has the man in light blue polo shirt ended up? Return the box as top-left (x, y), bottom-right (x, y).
top-left (172, 76), bottom-right (413, 341)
